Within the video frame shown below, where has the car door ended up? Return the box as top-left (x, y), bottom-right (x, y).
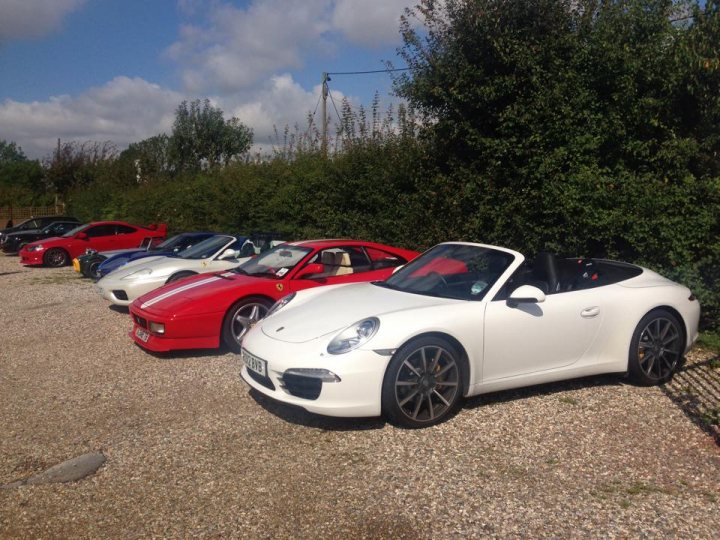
top-left (288, 246), bottom-right (378, 293)
top-left (84, 224), bottom-right (118, 251)
top-left (114, 224), bottom-right (143, 249)
top-left (482, 287), bottom-right (605, 381)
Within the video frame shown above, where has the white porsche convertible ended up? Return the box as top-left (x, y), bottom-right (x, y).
top-left (96, 234), bottom-right (259, 306)
top-left (241, 242), bottom-right (700, 428)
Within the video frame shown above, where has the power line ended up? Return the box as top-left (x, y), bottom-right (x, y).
top-left (326, 67), bottom-right (411, 76)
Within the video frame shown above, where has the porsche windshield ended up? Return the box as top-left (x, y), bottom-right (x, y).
top-left (178, 235), bottom-right (233, 259)
top-left (376, 244), bottom-right (514, 300)
top-left (234, 244), bottom-right (311, 278)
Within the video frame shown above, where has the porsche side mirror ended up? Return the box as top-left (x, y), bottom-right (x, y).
top-left (219, 248), bottom-right (238, 260)
top-left (507, 285), bottom-right (546, 307)
top-left (296, 263), bottom-right (325, 279)
top-left (76, 232), bottom-right (88, 240)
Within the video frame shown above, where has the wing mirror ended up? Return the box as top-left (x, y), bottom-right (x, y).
top-left (296, 263), bottom-right (325, 279)
top-left (507, 285), bottom-right (546, 307)
top-left (219, 248), bottom-right (239, 260)
top-left (76, 232), bottom-right (88, 240)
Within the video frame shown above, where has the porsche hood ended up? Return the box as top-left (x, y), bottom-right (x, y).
top-left (261, 282), bottom-right (457, 344)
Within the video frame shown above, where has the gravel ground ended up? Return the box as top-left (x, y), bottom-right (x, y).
top-left (1, 254), bottom-right (718, 539)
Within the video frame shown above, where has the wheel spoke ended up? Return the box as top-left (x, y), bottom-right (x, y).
top-left (249, 305), bottom-right (260, 321)
top-left (662, 332), bottom-right (679, 346)
top-left (399, 387), bottom-right (421, 407)
top-left (430, 348), bottom-right (442, 372)
top-left (427, 395), bottom-right (435, 420)
top-left (411, 394), bottom-right (424, 419)
top-left (436, 361), bottom-right (456, 377)
top-left (395, 380), bottom-right (418, 386)
top-left (420, 347), bottom-right (428, 371)
top-left (435, 381), bottom-right (458, 387)
top-left (403, 359), bottom-right (422, 378)
top-left (433, 389), bottom-right (450, 406)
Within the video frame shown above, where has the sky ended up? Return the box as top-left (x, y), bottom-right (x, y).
top-left (0, 0), bottom-right (418, 159)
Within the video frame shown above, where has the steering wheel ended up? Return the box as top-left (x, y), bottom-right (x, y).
top-left (427, 271), bottom-right (448, 288)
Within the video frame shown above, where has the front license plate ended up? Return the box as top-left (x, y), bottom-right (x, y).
top-left (135, 327), bottom-right (150, 343)
top-left (72, 259), bottom-right (80, 272)
top-left (243, 350), bottom-right (267, 377)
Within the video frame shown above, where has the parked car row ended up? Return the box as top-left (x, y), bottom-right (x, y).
top-left (7, 220), bottom-right (701, 428)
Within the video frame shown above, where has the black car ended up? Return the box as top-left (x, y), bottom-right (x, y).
top-left (1, 221), bottom-right (84, 254)
top-left (0, 216), bottom-right (80, 247)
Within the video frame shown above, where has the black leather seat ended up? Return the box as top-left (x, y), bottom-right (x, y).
top-left (531, 252), bottom-right (559, 293)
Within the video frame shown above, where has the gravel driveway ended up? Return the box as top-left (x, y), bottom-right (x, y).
top-left (1, 255), bottom-right (718, 538)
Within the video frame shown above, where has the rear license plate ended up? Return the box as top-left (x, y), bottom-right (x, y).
top-left (135, 327), bottom-right (150, 343)
top-left (242, 349), bottom-right (267, 377)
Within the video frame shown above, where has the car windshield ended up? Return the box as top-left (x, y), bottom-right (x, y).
top-left (375, 244), bottom-right (515, 300)
top-left (178, 235), bottom-right (232, 259)
top-left (62, 224), bottom-right (88, 237)
top-left (233, 244), bottom-right (311, 279)
top-left (153, 234), bottom-right (186, 251)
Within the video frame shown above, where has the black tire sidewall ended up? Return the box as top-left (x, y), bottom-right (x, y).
top-left (221, 297), bottom-right (272, 353)
top-left (628, 309), bottom-right (683, 386)
top-left (166, 271), bottom-right (196, 284)
top-left (381, 335), bottom-right (463, 428)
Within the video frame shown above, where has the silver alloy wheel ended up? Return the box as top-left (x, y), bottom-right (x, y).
top-left (637, 316), bottom-right (682, 380)
top-left (394, 344), bottom-right (460, 423)
top-left (230, 302), bottom-right (269, 345)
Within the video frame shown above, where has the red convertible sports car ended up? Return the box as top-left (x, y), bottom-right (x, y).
top-left (20, 221), bottom-right (167, 267)
top-left (129, 239), bottom-right (419, 353)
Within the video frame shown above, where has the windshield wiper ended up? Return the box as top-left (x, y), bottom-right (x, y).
top-left (233, 268), bottom-right (249, 275)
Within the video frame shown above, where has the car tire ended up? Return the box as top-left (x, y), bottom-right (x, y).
top-left (89, 261), bottom-right (102, 279)
top-left (628, 309), bottom-right (684, 386)
top-left (165, 271), bottom-right (197, 284)
top-left (44, 248), bottom-right (69, 267)
top-left (222, 297), bottom-right (273, 353)
top-left (381, 336), bottom-right (463, 428)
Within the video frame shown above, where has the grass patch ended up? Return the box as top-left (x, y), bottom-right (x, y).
top-left (30, 273), bottom-right (78, 285)
top-left (558, 396), bottom-right (579, 406)
top-left (697, 332), bottom-right (720, 354)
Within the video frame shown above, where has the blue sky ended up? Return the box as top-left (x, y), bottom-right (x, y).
top-left (0, 0), bottom-right (416, 158)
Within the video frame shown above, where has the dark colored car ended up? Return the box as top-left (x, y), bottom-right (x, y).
top-left (74, 237), bottom-right (163, 278)
top-left (2, 221), bottom-right (83, 254)
top-left (0, 216), bottom-right (80, 247)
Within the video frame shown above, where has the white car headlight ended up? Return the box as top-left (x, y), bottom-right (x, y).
top-left (123, 268), bottom-right (153, 279)
top-left (266, 292), bottom-right (296, 317)
top-left (27, 244), bottom-right (44, 252)
top-left (327, 317), bottom-right (379, 355)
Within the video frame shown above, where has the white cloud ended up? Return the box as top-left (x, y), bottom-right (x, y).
top-left (0, 0), bottom-right (86, 41)
top-left (167, 0), bottom-right (414, 94)
top-left (331, 0), bottom-right (414, 48)
top-left (0, 77), bottom-right (182, 158)
top-left (167, 0), bottom-right (333, 93)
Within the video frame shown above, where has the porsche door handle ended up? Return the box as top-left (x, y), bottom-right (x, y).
top-left (581, 307), bottom-right (600, 318)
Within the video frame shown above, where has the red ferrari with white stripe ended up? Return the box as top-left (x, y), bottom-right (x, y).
top-left (129, 240), bottom-right (419, 353)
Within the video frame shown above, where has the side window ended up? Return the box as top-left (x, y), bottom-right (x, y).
top-left (305, 247), bottom-right (371, 278)
top-left (116, 224), bottom-right (137, 235)
top-left (365, 247), bottom-right (405, 270)
top-left (85, 224), bottom-right (116, 238)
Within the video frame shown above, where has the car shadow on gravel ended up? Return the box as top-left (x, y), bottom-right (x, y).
top-left (0, 271), bottom-right (23, 276)
top-left (248, 389), bottom-right (386, 431)
top-left (661, 355), bottom-right (720, 445)
top-left (463, 373), bottom-right (624, 410)
top-left (108, 305), bottom-right (129, 314)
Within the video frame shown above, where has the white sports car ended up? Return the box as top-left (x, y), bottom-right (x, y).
top-left (96, 234), bottom-right (259, 306)
top-left (240, 242), bottom-right (701, 428)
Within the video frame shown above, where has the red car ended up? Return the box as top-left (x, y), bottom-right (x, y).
top-left (20, 221), bottom-right (167, 267)
top-left (129, 239), bottom-right (420, 353)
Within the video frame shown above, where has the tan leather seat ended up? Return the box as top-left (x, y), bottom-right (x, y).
top-left (333, 252), bottom-right (353, 276)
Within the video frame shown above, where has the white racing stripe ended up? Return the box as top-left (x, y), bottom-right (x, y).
top-left (140, 276), bottom-right (222, 309)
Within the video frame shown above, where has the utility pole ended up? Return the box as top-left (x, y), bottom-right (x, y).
top-left (321, 72), bottom-right (329, 157)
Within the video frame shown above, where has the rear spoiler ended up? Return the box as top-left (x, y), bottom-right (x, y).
top-left (146, 223), bottom-right (168, 234)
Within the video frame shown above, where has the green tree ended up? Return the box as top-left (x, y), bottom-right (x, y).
top-left (170, 99), bottom-right (253, 171)
top-left (0, 140), bottom-right (47, 206)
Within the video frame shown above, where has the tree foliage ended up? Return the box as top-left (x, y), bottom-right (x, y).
top-left (170, 99), bottom-right (253, 171)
